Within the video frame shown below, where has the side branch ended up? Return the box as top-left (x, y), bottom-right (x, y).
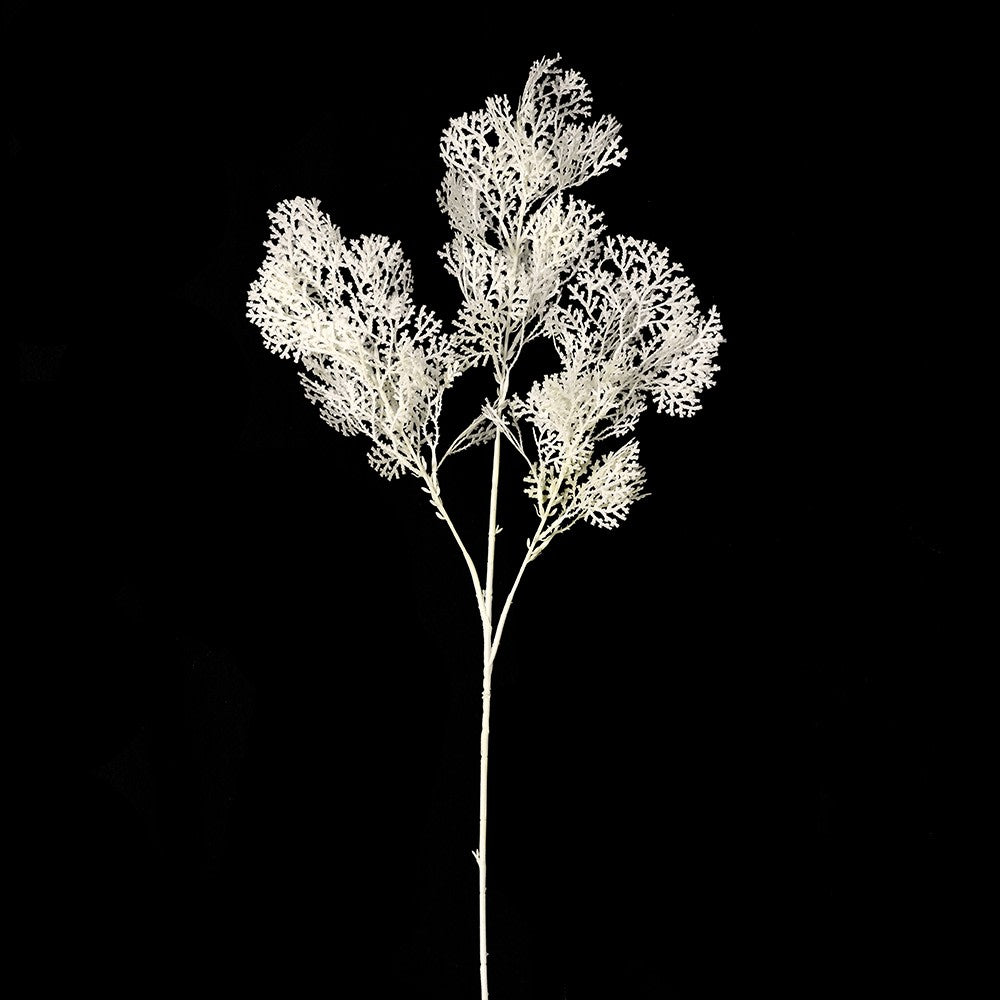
top-left (424, 479), bottom-right (488, 625)
top-left (438, 410), bottom-right (494, 468)
top-left (489, 463), bottom-right (573, 661)
top-left (489, 520), bottom-right (547, 662)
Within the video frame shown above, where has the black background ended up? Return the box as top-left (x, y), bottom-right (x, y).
top-left (11, 5), bottom-right (976, 997)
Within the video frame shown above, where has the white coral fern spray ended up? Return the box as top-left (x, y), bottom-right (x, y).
top-left (247, 56), bottom-right (723, 998)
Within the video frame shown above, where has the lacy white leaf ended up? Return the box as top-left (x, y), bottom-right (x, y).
top-left (517, 235), bottom-right (723, 527)
top-left (247, 197), bottom-right (464, 480)
top-left (573, 438), bottom-right (648, 530)
top-left (438, 194), bottom-right (604, 374)
top-left (437, 55), bottom-right (626, 252)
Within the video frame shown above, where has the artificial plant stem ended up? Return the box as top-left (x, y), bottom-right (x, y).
top-left (477, 653), bottom-right (493, 1000)
top-left (430, 488), bottom-right (487, 626)
top-left (489, 539), bottom-right (535, 662)
top-left (478, 423), bottom-right (503, 1000)
top-left (484, 427), bottom-right (503, 619)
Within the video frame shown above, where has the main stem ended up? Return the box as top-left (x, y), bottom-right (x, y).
top-left (478, 425), bottom-right (502, 1000)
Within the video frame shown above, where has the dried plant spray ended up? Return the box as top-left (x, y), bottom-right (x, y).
top-left (247, 57), bottom-right (723, 998)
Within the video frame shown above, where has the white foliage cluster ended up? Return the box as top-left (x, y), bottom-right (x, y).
top-left (438, 57), bottom-right (627, 250)
top-left (247, 197), bottom-right (463, 479)
top-left (513, 236), bottom-right (724, 541)
top-left (436, 55), bottom-right (626, 391)
top-left (439, 194), bottom-right (605, 381)
top-left (247, 56), bottom-right (723, 542)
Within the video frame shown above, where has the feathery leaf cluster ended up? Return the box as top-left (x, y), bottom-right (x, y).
top-left (248, 55), bottom-right (722, 533)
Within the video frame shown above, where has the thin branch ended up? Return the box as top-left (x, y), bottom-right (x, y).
top-left (424, 478), bottom-right (487, 626)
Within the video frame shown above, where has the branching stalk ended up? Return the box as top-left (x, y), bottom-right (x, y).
top-left (246, 55), bottom-right (723, 1000)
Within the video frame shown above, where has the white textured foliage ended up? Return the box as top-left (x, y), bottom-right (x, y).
top-left (551, 236), bottom-right (724, 419)
top-left (438, 56), bottom-right (627, 251)
top-left (513, 235), bottom-right (723, 541)
top-left (439, 194), bottom-right (605, 377)
top-left (246, 56), bottom-right (722, 530)
top-left (247, 197), bottom-right (463, 480)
